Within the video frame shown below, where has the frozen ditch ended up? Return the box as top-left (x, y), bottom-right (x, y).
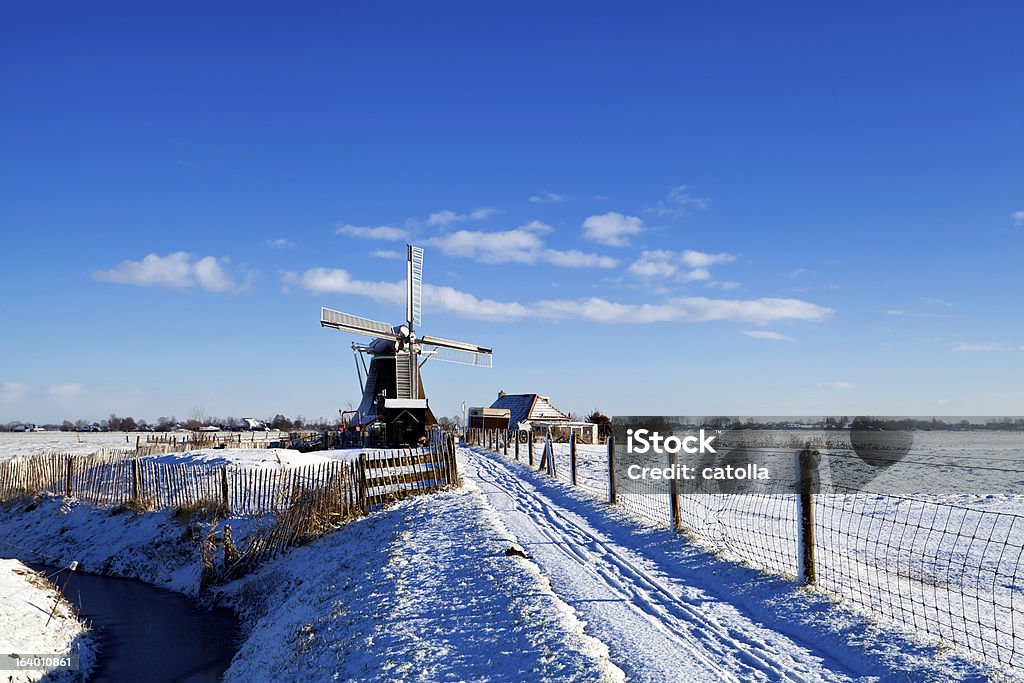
top-left (30, 564), bottom-right (241, 682)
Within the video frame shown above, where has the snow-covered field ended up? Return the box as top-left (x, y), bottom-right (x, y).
top-left (0, 431), bottom-right (292, 461)
top-left (461, 445), bottom-right (987, 681)
top-left (0, 432), bottom-right (141, 459)
top-left (0, 559), bottom-right (95, 682)
top-left (510, 435), bottom-right (1024, 679)
top-left (0, 475), bottom-right (624, 681)
top-left (0, 429), bottom-right (1014, 680)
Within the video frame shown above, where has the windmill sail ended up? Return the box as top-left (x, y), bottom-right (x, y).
top-left (407, 245), bottom-right (423, 330)
top-left (421, 344), bottom-right (493, 367)
top-left (321, 308), bottom-right (395, 338)
top-left (420, 334), bottom-right (493, 367)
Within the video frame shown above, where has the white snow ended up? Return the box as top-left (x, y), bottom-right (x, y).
top-left (0, 559), bottom-right (95, 682)
top-left (0, 432), bottom-right (139, 460)
top-left (460, 444), bottom-right (988, 681)
top-left (143, 448), bottom-right (333, 469)
top-left (219, 484), bottom-right (624, 682)
top-left (0, 430), bottom-right (1003, 680)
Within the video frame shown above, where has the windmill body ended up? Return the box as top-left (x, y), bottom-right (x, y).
top-left (321, 245), bottom-right (492, 445)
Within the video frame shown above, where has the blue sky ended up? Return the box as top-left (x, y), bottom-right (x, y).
top-left (2, 1), bottom-right (1022, 423)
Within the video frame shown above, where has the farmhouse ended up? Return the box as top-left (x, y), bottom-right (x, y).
top-left (486, 391), bottom-right (599, 443)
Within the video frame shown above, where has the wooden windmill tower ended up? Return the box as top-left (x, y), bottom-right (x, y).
top-left (321, 245), bottom-right (493, 445)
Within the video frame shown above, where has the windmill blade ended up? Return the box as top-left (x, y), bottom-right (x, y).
top-left (421, 344), bottom-right (493, 368)
top-left (420, 334), bottom-right (493, 368)
top-left (321, 307), bottom-right (396, 338)
top-left (407, 244), bottom-right (423, 330)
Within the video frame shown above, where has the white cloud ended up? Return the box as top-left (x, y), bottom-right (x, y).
top-left (371, 249), bottom-right (403, 260)
top-left (1, 382), bottom-right (28, 403)
top-left (520, 220), bottom-right (553, 234)
top-left (629, 250), bottom-right (735, 282)
top-left (426, 207), bottom-right (497, 227)
top-left (720, 281), bottom-right (741, 290)
top-left (264, 238), bottom-right (294, 249)
top-left (647, 185), bottom-right (711, 217)
top-left (282, 269), bottom-right (522, 321)
top-left (582, 212), bottom-right (644, 246)
top-left (48, 383), bottom-right (85, 397)
top-left (282, 269), bottom-right (406, 305)
top-left (285, 268), bottom-right (831, 325)
top-left (426, 227), bottom-right (545, 264)
top-left (193, 256), bottom-right (235, 292)
top-left (336, 224), bottom-right (409, 241)
top-left (741, 330), bottom-right (795, 342)
top-left (680, 250), bottom-right (735, 268)
top-left (528, 191), bottom-right (565, 204)
top-left (816, 381), bottom-right (855, 390)
top-left (424, 224), bottom-right (615, 268)
top-left (677, 268), bottom-right (711, 283)
top-left (1012, 211), bottom-right (1024, 226)
top-left (540, 250), bottom-right (618, 269)
top-left (951, 342), bottom-right (1016, 352)
top-left (92, 252), bottom-right (245, 292)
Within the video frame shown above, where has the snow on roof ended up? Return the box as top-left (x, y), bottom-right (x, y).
top-left (488, 393), bottom-right (570, 426)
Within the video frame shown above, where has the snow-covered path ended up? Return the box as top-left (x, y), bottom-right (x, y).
top-left (461, 446), bottom-right (948, 683)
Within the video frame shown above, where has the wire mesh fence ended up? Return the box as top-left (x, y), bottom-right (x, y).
top-left (465, 427), bottom-right (1024, 679)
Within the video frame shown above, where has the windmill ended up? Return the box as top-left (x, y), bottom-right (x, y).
top-left (321, 245), bottom-right (493, 445)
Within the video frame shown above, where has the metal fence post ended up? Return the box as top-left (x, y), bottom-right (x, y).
top-left (570, 432), bottom-right (577, 486)
top-left (515, 432), bottom-right (520, 461)
top-left (607, 435), bottom-right (617, 505)
top-left (797, 446), bottom-right (817, 585)
top-left (528, 434), bottom-right (534, 468)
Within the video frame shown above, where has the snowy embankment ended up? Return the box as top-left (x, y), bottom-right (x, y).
top-left (0, 559), bottom-right (96, 682)
top-left (219, 483), bottom-right (623, 682)
top-left (0, 446), bottom-right (623, 681)
top-left (460, 446), bottom-right (990, 682)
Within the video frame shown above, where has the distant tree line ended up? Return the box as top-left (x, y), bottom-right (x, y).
top-left (0, 412), bottom-right (344, 432)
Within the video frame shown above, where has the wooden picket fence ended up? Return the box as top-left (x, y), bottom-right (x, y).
top-left (1, 437), bottom-right (461, 581)
top-left (0, 438), bottom-right (460, 517)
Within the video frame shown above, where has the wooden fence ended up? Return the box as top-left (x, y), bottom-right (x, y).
top-left (0, 437), bottom-right (461, 582)
top-left (0, 437), bottom-right (460, 517)
top-left (136, 431), bottom-right (314, 454)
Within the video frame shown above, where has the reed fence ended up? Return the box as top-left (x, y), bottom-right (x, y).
top-left (0, 436), bottom-right (461, 580)
top-left (466, 427), bottom-right (1024, 679)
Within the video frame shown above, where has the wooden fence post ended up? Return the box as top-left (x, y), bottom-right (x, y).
top-left (514, 433), bottom-right (520, 461)
top-left (131, 458), bottom-right (140, 501)
top-left (528, 435), bottom-right (534, 468)
top-left (669, 450), bottom-right (682, 532)
top-left (570, 432), bottom-right (577, 486)
top-left (221, 467), bottom-right (230, 510)
top-left (503, 431), bottom-right (508, 457)
top-left (65, 458), bottom-right (73, 498)
top-left (797, 446), bottom-right (817, 585)
top-left (607, 435), bottom-right (617, 505)
top-left (358, 453), bottom-right (368, 513)
top-left (547, 431), bottom-right (556, 478)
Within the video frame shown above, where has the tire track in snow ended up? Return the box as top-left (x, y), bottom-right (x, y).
top-left (463, 446), bottom-right (861, 683)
